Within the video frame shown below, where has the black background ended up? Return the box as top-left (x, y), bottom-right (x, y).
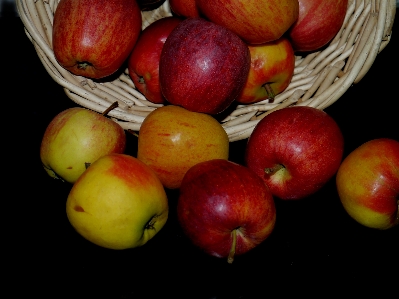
top-left (3, 4), bottom-right (398, 298)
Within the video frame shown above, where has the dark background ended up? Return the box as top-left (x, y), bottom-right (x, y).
top-left (3, 2), bottom-right (398, 298)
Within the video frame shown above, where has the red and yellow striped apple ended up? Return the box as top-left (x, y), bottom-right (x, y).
top-left (169, 0), bottom-right (200, 18)
top-left (336, 138), bottom-right (399, 230)
top-left (236, 37), bottom-right (295, 104)
top-left (66, 154), bottom-right (169, 249)
top-left (52, 0), bottom-right (142, 79)
top-left (196, 0), bottom-right (299, 44)
top-left (137, 105), bottom-right (229, 189)
top-left (40, 107), bottom-right (126, 183)
top-left (288, 0), bottom-right (348, 52)
top-left (177, 159), bottom-right (276, 263)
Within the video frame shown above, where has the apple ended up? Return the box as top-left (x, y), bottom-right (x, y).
top-left (177, 159), bottom-right (276, 263)
top-left (236, 37), bottom-right (296, 104)
top-left (288, 0), bottom-right (348, 52)
top-left (336, 138), bottom-right (399, 230)
top-left (169, 0), bottom-right (200, 18)
top-left (137, 105), bottom-right (229, 189)
top-left (128, 17), bottom-right (182, 104)
top-left (66, 153), bottom-right (169, 249)
top-left (52, 0), bottom-right (142, 79)
top-left (196, 0), bottom-right (299, 44)
top-left (159, 17), bottom-right (250, 114)
top-left (245, 106), bottom-right (344, 200)
top-left (40, 106), bottom-right (126, 183)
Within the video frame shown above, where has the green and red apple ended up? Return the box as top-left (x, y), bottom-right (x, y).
top-left (40, 107), bottom-right (126, 183)
top-left (336, 138), bottom-right (399, 230)
top-left (128, 16), bottom-right (182, 104)
top-left (245, 106), bottom-right (344, 200)
top-left (66, 153), bottom-right (169, 249)
top-left (196, 0), bottom-right (299, 44)
top-left (137, 105), bottom-right (229, 189)
top-left (53, 0), bottom-right (142, 79)
top-left (177, 159), bottom-right (276, 263)
top-left (237, 37), bottom-right (295, 104)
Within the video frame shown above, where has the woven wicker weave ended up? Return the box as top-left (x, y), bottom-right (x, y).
top-left (16, 0), bottom-right (396, 142)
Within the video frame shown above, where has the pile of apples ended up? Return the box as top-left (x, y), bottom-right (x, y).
top-left (41, 0), bottom-right (399, 263)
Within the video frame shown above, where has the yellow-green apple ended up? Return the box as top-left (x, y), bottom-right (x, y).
top-left (159, 17), bottom-right (250, 114)
top-left (288, 0), bottom-right (348, 52)
top-left (245, 106), bottom-right (344, 200)
top-left (66, 153), bottom-right (169, 249)
top-left (52, 0), bottom-right (142, 79)
top-left (236, 37), bottom-right (295, 104)
top-left (196, 0), bottom-right (299, 44)
top-left (169, 0), bottom-right (200, 18)
top-left (128, 17), bottom-right (182, 104)
top-left (177, 159), bottom-right (276, 263)
top-left (137, 105), bottom-right (229, 189)
top-left (336, 138), bottom-right (399, 230)
top-left (40, 107), bottom-right (126, 183)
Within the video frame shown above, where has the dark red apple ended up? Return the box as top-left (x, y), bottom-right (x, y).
top-left (245, 106), bottom-right (344, 200)
top-left (177, 159), bottom-right (276, 263)
top-left (288, 0), bottom-right (348, 52)
top-left (169, 0), bottom-right (200, 18)
top-left (128, 17), bottom-right (182, 104)
top-left (159, 17), bottom-right (250, 114)
top-left (52, 0), bottom-right (142, 79)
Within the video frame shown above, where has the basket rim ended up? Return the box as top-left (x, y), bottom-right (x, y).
top-left (15, 0), bottom-right (396, 142)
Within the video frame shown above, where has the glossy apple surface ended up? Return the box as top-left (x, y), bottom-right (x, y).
top-left (245, 106), bottom-right (344, 200)
top-left (53, 0), bottom-right (142, 79)
top-left (177, 159), bottom-right (276, 263)
top-left (336, 138), bottom-right (399, 230)
top-left (237, 37), bottom-right (295, 104)
top-left (159, 17), bottom-right (250, 114)
top-left (128, 17), bottom-right (182, 104)
top-left (169, 0), bottom-right (200, 18)
top-left (137, 105), bottom-right (229, 189)
top-left (288, 0), bottom-right (348, 52)
top-left (66, 154), bottom-right (169, 249)
top-left (196, 0), bottom-right (299, 44)
top-left (40, 107), bottom-right (126, 183)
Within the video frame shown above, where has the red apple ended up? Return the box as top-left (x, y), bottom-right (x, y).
top-left (52, 0), bottom-right (142, 79)
top-left (196, 0), bottom-right (299, 44)
top-left (169, 0), bottom-right (200, 18)
top-left (236, 37), bottom-right (295, 104)
top-left (336, 138), bottom-right (399, 230)
top-left (159, 17), bottom-right (250, 114)
top-left (245, 106), bottom-right (344, 200)
top-left (177, 159), bottom-right (276, 263)
top-left (288, 0), bottom-right (348, 52)
top-left (128, 17), bottom-right (182, 104)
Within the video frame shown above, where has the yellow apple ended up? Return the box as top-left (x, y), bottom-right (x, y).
top-left (137, 105), bottom-right (229, 189)
top-left (40, 107), bottom-right (126, 183)
top-left (66, 153), bottom-right (168, 249)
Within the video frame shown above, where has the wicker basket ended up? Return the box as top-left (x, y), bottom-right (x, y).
top-left (16, 0), bottom-right (396, 142)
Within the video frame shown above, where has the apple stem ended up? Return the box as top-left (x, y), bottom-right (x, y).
top-left (102, 101), bottom-right (119, 116)
top-left (264, 164), bottom-right (284, 175)
top-left (263, 83), bottom-right (275, 103)
top-left (227, 229), bottom-right (237, 264)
